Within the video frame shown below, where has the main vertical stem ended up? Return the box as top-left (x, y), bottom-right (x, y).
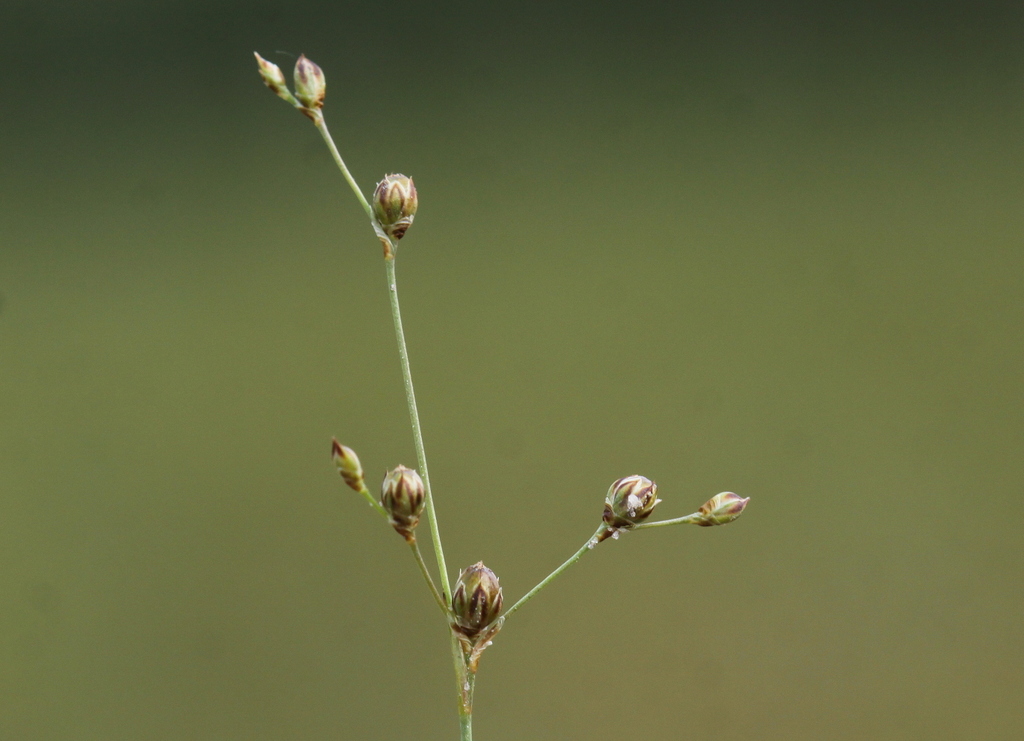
top-left (387, 245), bottom-right (469, 741)
top-left (457, 655), bottom-right (475, 741)
top-left (385, 256), bottom-right (452, 601)
top-left (313, 110), bottom-right (465, 736)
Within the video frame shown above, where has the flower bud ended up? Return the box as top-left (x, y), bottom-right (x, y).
top-left (293, 54), bottom-right (325, 109)
top-left (602, 475), bottom-right (660, 534)
top-left (380, 465), bottom-right (426, 540)
top-left (696, 492), bottom-right (749, 526)
top-left (254, 52), bottom-right (286, 91)
top-left (331, 438), bottom-right (365, 492)
top-left (254, 52), bottom-right (298, 105)
top-left (451, 562), bottom-right (503, 637)
top-left (373, 174), bottom-right (418, 241)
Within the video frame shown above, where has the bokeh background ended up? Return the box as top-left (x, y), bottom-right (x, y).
top-left (2, 1), bottom-right (1022, 739)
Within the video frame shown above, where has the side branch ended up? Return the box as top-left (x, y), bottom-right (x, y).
top-left (501, 525), bottom-right (607, 622)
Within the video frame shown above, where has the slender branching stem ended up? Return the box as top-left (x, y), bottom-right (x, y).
top-left (409, 539), bottom-right (448, 615)
top-left (312, 113), bottom-right (373, 220)
top-left (501, 525), bottom-right (608, 622)
top-left (634, 513), bottom-right (703, 529)
top-left (261, 61), bottom-right (749, 741)
top-left (385, 256), bottom-right (452, 601)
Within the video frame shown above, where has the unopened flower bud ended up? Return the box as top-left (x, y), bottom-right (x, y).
top-left (602, 475), bottom-right (660, 536)
top-left (373, 174), bottom-right (418, 241)
top-left (451, 562), bottom-right (503, 637)
top-left (254, 51), bottom-right (298, 105)
top-left (380, 465), bottom-right (425, 540)
top-left (293, 54), bottom-right (325, 109)
top-left (696, 491), bottom-right (750, 526)
top-left (331, 438), bottom-right (365, 492)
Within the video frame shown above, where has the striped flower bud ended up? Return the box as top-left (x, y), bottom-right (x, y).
top-left (380, 465), bottom-right (425, 540)
top-left (696, 491), bottom-right (749, 526)
top-left (451, 562), bottom-right (503, 637)
top-left (293, 54), bottom-right (325, 110)
top-left (331, 438), bottom-right (365, 492)
top-left (602, 475), bottom-right (660, 534)
top-left (373, 174), bottom-right (418, 241)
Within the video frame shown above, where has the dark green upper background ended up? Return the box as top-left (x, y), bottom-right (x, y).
top-left (2, 2), bottom-right (1022, 739)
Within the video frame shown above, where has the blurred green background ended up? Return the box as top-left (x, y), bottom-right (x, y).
top-left (2, 1), bottom-right (1022, 739)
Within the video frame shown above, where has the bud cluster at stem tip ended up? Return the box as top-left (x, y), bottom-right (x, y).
top-left (373, 174), bottom-right (418, 241)
top-left (253, 52), bottom-right (325, 114)
top-left (451, 562), bottom-right (503, 637)
top-left (380, 465), bottom-right (426, 541)
top-left (599, 475), bottom-right (660, 541)
top-left (696, 491), bottom-right (750, 526)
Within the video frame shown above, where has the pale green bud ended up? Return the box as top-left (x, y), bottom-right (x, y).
top-left (380, 465), bottom-right (425, 540)
top-left (254, 51), bottom-right (298, 106)
top-left (451, 562), bottom-right (503, 637)
top-left (293, 54), bottom-right (325, 110)
top-left (331, 438), bottom-right (365, 492)
top-left (373, 174), bottom-right (418, 241)
top-left (696, 491), bottom-right (749, 526)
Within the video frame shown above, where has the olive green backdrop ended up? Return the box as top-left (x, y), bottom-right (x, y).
top-left (2, 1), bottom-right (1022, 739)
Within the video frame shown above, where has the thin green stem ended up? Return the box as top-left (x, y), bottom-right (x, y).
top-left (313, 113), bottom-right (373, 220)
top-left (409, 539), bottom-right (448, 615)
top-left (453, 638), bottom-right (476, 741)
top-left (633, 513), bottom-right (703, 529)
top-left (451, 634), bottom-right (471, 738)
top-left (312, 110), bottom-right (451, 601)
top-left (356, 485), bottom-right (388, 519)
top-left (385, 256), bottom-right (451, 600)
top-left (311, 108), bottom-right (462, 737)
top-left (501, 525), bottom-right (607, 622)
top-left (458, 668), bottom-right (475, 741)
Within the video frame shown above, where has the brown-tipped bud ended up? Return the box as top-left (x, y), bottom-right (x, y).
top-left (380, 465), bottom-right (425, 539)
top-left (331, 438), bottom-right (365, 492)
top-left (254, 52), bottom-right (298, 105)
top-left (452, 562), bottom-right (503, 637)
top-left (602, 475), bottom-right (661, 535)
top-left (373, 174), bottom-right (418, 241)
top-left (293, 54), bottom-right (326, 109)
top-left (696, 491), bottom-right (750, 526)
top-left (254, 52), bottom-right (287, 90)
